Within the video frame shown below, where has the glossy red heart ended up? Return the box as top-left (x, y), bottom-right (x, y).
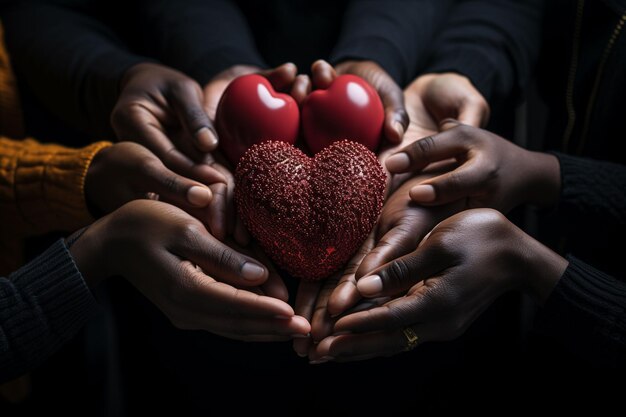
top-left (235, 140), bottom-right (386, 281)
top-left (302, 74), bottom-right (384, 154)
top-left (215, 74), bottom-right (300, 164)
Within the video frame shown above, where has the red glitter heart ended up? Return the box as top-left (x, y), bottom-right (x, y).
top-left (235, 140), bottom-right (386, 281)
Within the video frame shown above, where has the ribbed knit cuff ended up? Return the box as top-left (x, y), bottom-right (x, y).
top-left (14, 140), bottom-right (112, 232)
top-left (0, 239), bottom-right (97, 383)
top-left (534, 255), bottom-right (626, 367)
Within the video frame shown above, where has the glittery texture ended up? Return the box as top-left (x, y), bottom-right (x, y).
top-left (235, 140), bottom-right (386, 281)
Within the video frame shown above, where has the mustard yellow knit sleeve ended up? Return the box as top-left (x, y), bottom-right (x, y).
top-left (0, 137), bottom-right (112, 239)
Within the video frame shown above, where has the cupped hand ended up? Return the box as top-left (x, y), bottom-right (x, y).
top-left (69, 200), bottom-right (310, 341)
top-left (412, 72), bottom-right (490, 128)
top-left (85, 142), bottom-right (213, 216)
top-left (385, 121), bottom-right (561, 212)
top-left (310, 209), bottom-right (567, 362)
top-left (110, 62), bottom-right (235, 240)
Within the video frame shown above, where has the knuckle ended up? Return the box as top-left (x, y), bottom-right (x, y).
top-left (384, 258), bottom-right (412, 290)
top-left (415, 135), bottom-right (436, 160)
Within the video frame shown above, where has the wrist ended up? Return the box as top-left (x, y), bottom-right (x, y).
top-left (521, 151), bottom-right (561, 208)
top-left (517, 231), bottom-right (569, 304)
top-left (67, 222), bottom-right (111, 289)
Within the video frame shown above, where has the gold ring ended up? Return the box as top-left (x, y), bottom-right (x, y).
top-left (402, 327), bottom-right (419, 351)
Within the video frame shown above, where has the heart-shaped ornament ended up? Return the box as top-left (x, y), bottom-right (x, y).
top-left (216, 74), bottom-right (300, 165)
top-left (301, 74), bottom-right (384, 154)
top-left (235, 140), bottom-right (386, 280)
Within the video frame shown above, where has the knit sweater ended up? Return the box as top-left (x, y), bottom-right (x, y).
top-left (0, 238), bottom-right (97, 384)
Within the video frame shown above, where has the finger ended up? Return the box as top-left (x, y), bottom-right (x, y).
top-left (255, 248), bottom-right (288, 302)
top-left (189, 314), bottom-right (310, 338)
top-left (384, 129), bottom-right (468, 174)
top-left (207, 181), bottom-right (228, 241)
top-left (293, 280), bottom-right (322, 357)
top-left (313, 324), bottom-right (431, 362)
top-left (334, 282), bottom-right (450, 334)
top-left (168, 81), bottom-right (219, 152)
top-left (212, 332), bottom-right (292, 343)
top-left (356, 242), bottom-right (447, 298)
top-left (234, 216), bottom-right (251, 247)
top-left (457, 98), bottom-right (490, 128)
top-left (311, 59), bottom-right (336, 89)
top-left (175, 228), bottom-right (270, 286)
top-left (141, 157), bottom-right (213, 208)
top-left (380, 85), bottom-right (409, 144)
top-left (311, 276), bottom-right (341, 343)
top-left (355, 201), bottom-right (462, 280)
top-left (260, 62), bottom-right (297, 91)
top-left (290, 74), bottom-right (312, 105)
top-left (409, 158), bottom-right (489, 205)
top-left (327, 232), bottom-right (375, 316)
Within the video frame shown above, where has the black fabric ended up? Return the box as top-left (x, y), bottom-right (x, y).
top-left (0, 239), bottom-right (97, 383)
top-left (534, 256), bottom-right (626, 368)
top-left (422, 0), bottom-right (544, 105)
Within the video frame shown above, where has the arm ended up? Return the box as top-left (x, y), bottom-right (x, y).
top-left (0, 239), bottom-right (97, 384)
top-left (136, 0), bottom-right (266, 86)
top-left (553, 152), bottom-right (626, 228)
top-left (422, 0), bottom-right (544, 104)
top-left (0, 137), bottom-right (111, 237)
top-left (0, 0), bottom-right (149, 137)
top-left (329, 0), bottom-right (453, 86)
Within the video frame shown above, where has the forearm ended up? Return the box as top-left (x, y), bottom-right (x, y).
top-left (533, 256), bottom-right (626, 367)
top-left (422, 0), bottom-right (544, 103)
top-left (0, 239), bottom-right (97, 384)
top-left (0, 137), bottom-right (111, 237)
top-left (0, 1), bottom-right (148, 137)
top-left (329, 0), bottom-right (453, 85)
top-left (552, 153), bottom-right (626, 227)
top-left (136, 0), bottom-right (265, 86)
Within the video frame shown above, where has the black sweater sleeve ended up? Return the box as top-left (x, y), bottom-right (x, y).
top-left (534, 256), bottom-right (626, 368)
top-left (0, 239), bottom-right (97, 383)
top-left (554, 152), bottom-right (626, 228)
top-left (421, 0), bottom-right (544, 104)
top-left (136, 0), bottom-right (266, 86)
top-left (329, 0), bottom-right (454, 86)
top-left (0, 0), bottom-right (148, 137)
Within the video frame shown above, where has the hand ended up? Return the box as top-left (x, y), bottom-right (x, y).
top-left (385, 121), bottom-right (562, 212)
top-left (412, 72), bottom-right (490, 128)
top-left (85, 142), bottom-right (212, 216)
top-left (69, 200), bottom-right (310, 341)
top-left (311, 209), bottom-right (568, 362)
top-left (111, 63), bottom-right (233, 240)
top-left (326, 170), bottom-right (466, 317)
top-left (312, 60), bottom-right (408, 144)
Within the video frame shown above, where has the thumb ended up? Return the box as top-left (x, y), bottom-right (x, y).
top-left (457, 98), bottom-right (490, 128)
top-left (311, 59), bottom-right (337, 89)
top-left (169, 81), bottom-right (219, 152)
top-left (439, 118), bottom-right (462, 131)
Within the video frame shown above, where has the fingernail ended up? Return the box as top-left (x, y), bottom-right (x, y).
top-left (394, 120), bottom-right (405, 138)
top-left (241, 262), bottom-right (266, 281)
top-left (410, 184), bottom-right (436, 202)
top-left (187, 186), bottom-right (212, 206)
top-left (357, 275), bottom-right (383, 296)
top-left (196, 127), bottom-right (218, 149)
top-left (385, 153), bottom-right (410, 172)
top-left (309, 356), bottom-right (334, 365)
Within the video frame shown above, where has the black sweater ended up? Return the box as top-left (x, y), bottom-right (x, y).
top-left (0, 0), bottom-right (453, 141)
top-left (0, 239), bottom-right (97, 383)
